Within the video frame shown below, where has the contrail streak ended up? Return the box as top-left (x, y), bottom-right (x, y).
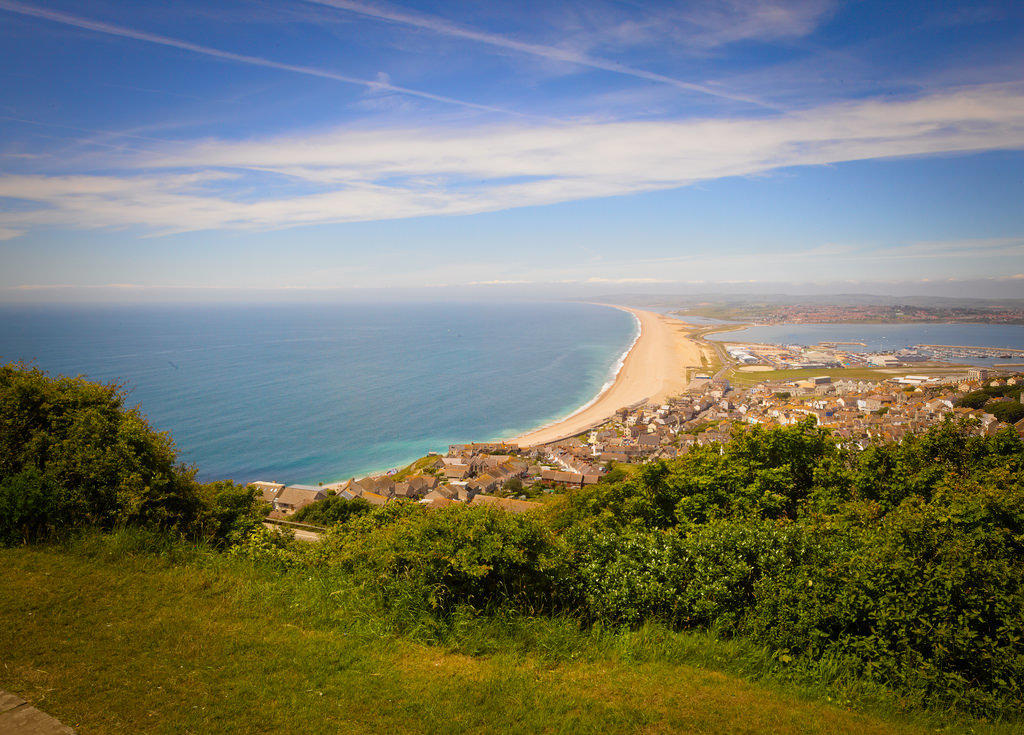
top-left (0, 0), bottom-right (529, 117)
top-left (305, 0), bottom-right (771, 107)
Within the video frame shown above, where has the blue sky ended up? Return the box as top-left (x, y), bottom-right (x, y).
top-left (1, 0), bottom-right (1022, 300)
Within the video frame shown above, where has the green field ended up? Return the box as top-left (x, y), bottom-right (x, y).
top-left (1, 535), bottom-right (1007, 735)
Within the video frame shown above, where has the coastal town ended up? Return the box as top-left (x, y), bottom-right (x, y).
top-left (673, 303), bottom-right (1024, 325)
top-left (253, 328), bottom-right (1024, 521)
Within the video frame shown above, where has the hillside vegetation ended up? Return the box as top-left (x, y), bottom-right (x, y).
top-left (0, 363), bottom-right (261, 546)
top-left (1, 363), bottom-right (1022, 732)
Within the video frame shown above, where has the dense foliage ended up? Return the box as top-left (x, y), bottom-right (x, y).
top-left (0, 364), bottom-right (259, 545)
top-left (235, 419), bottom-right (1024, 715)
top-left (562, 422), bottom-right (1024, 714)
top-left (957, 384), bottom-right (1024, 423)
top-left (291, 494), bottom-right (371, 525)
top-left (4, 364), bottom-right (1022, 717)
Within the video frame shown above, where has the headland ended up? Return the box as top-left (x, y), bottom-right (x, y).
top-left (510, 305), bottom-right (703, 447)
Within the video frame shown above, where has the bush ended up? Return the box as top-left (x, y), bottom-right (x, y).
top-left (292, 494), bottom-right (371, 525)
top-left (321, 503), bottom-right (566, 617)
top-left (0, 467), bottom-right (67, 544)
top-left (547, 420), bottom-right (1024, 714)
top-left (987, 399), bottom-right (1024, 424)
top-left (555, 420), bottom-right (837, 530)
top-left (0, 363), bottom-right (204, 544)
top-left (567, 520), bottom-right (796, 629)
top-left (748, 479), bottom-right (1024, 712)
top-left (196, 480), bottom-right (263, 547)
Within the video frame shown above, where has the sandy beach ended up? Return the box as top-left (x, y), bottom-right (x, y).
top-left (511, 305), bottom-right (704, 447)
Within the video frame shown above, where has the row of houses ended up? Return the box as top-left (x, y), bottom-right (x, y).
top-left (251, 444), bottom-right (545, 518)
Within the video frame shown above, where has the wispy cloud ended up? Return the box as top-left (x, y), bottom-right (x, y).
top-left (669, 0), bottom-right (836, 48)
top-left (561, 0), bottom-right (837, 56)
top-left (1, 86), bottom-right (1023, 239)
top-left (0, 0), bottom-right (525, 117)
top-left (582, 277), bottom-right (673, 284)
top-left (305, 0), bottom-right (770, 107)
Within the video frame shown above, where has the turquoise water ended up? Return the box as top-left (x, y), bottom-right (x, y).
top-left (0, 302), bottom-right (636, 484)
top-left (708, 322), bottom-right (1024, 365)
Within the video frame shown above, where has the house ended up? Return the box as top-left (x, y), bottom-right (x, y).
top-left (272, 485), bottom-right (326, 515)
top-left (406, 475), bottom-right (438, 496)
top-left (443, 464), bottom-right (471, 480)
top-left (468, 472), bottom-right (501, 494)
top-left (420, 489), bottom-right (454, 508)
top-left (858, 397), bottom-right (884, 412)
top-left (392, 482), bottom-right (417, 498)
top-left (540, 469), bottom-right (584, 487)
top-left (250, 481), bottom-right (285, 504)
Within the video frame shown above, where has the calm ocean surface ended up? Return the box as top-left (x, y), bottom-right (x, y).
top-left (0, 302), bottom-right (636, 484)
top-left (708, 323), bottom-right (1024, 362)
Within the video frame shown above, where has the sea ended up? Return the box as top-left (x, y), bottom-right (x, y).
top-left (707, 322), bottom-right (1024, 365)
top-left (0, 301), bottom-right (637, 485)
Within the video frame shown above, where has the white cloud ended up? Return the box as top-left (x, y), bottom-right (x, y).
top-left (305, 0), bottom-right (768, 106)
top-left (674, 0), bottom-right (836, 47)
top-left (558, 0), bottom-right (837, 55)
top-left (1, 86), bottom-right (1023, 238)
top-left (583, 277), bottom-right (673, 284)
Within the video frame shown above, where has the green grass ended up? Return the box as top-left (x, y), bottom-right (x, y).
top-left (1, 534), bottom-right (1017, 734)
top-left (392, 454), bottom-right (441, 481)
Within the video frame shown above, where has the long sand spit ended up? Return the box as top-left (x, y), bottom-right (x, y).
top-left (511, 306), bottom-right (704, 447)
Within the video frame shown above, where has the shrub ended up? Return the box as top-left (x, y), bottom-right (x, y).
top-left (0, 364), bottom-right (208, 543)
top-left (0, 467), bottom-right (68, 544)
top-left (555, 420), bottom-right (837, 530)
top-left (748, 479), bottom-right (1024, 712)
top-left (321, 503), bottom-right (566, 616)
top-left (292, 494), bottom-right (371, 525)
top-left (196, 480), bottom-right (263, 547)
top-left (552, 420), bottom-right (1024, 714)
top-left (567, 520), bottom-right (796, 629)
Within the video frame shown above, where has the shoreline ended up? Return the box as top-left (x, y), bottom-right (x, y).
top-left (316, 312), bottom-right (1017, 485)
top-left (508, 305), bottom-right (703, 447)
top-left (495, 307), bottom-right (642, 444)
top-left (321, 304), bottom-right (704, 484)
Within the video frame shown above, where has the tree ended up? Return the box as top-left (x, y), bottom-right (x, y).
top-left (987, 399), bottom-right (1024, 425)
top-left (502, 477), bottom-right (524, 495)
top-left (0, 363), bottom-right (203, 542)
top-left (957, 390), bottom-right (989, 409)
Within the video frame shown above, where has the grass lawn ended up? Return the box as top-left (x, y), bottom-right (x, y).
top-left (391, 454), bottom-right (442, 481)
top-left (0, 539), bottom-right (1014, 735)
